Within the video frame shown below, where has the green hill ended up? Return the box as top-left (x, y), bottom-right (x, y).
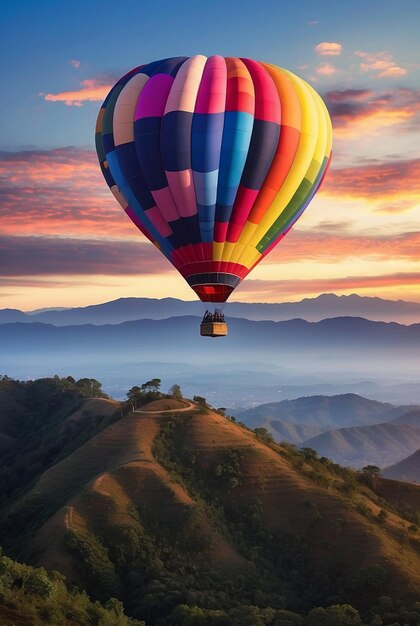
top-left (0, 549), bottom-right (143, 626)
top-left (0, 378), bottom-right (419, 625)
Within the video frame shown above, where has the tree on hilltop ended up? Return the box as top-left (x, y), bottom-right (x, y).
top-left (169, 384), bottom-right (183, 399)
top-left (141, 378), bottom-right (161, 393)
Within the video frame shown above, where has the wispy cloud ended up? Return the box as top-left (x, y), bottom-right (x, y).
top-left (316, 63), bottom-right (337, 76)
top-left (0, 235), bottom-right (169, 277)
top-left (322, 158), bottom-right (420, 205)
top-left (355, 50), bottom-right (407, 78)
top-left (42, 78), bottom-right (112, 106)
top-left (0, 148), bottom-right (133, 237)
top-left (323, 87), bottom-right (420, 137)
top-left (235, 272), bottom-right (420, 299)
top-left (315, 42), bottom-right (342, 56)
top-left (267, 230), bottom-right (420, 263)
top-left (69, 59), bottom-right (81, 69)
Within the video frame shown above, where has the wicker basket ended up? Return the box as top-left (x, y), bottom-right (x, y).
top-left (200, 322), bottom-right (228, 337)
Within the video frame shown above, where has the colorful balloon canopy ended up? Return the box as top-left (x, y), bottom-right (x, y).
top-left (96, 56), bottom-right (332, 302)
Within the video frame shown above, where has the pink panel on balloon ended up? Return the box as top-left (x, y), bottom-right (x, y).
top-left (195, 55), bottom-right (227, 114)
top-left (145, 206), bottom-right (173, 237)
top-left (166, 170), bottom-right (197, 217)
top-left (152, 186), bottom-right (180, 221)
top-left (241, 58), bottom-right (280, 123)
top-left (135, 74), bottom-right (174, 120)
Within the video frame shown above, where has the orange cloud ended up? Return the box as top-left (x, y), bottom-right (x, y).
top-left (265, 230), bottom-right (420, 264)
top-left (355, 50), bottom-right (407, 78)
top-left (235, 272), bottom-right (420, 299)
top-left (43, 78), bottom-right (112, 106)
top-left (315, 42), bottom-right (342, 56)
top-left (316, 63), bottom-right (337, 76)
top-left (0, 148), bottom-right (134, 238)
top-left (321, 158), bottom-right (420, 204)
top-left (323, 87), bottom-right (420, 138)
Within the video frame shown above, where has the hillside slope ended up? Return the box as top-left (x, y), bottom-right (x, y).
top-left (2, 398), bottom-right (419, 624)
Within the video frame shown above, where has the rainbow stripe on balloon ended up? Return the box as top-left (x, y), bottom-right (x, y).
top-left (96, 55), bottom-right (332, 302)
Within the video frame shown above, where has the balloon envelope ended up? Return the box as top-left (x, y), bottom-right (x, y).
top-left (96, 56), bottom-right (332, 302)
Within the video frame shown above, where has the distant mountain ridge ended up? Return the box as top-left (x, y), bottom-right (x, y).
top-left (383, 449), bottom-right (420, 483)
top-left (236, 394), bottom-right (420, 468)
top-left (1, 317), bottom-right (419, 407)
top-left (2, 292), bottom-right (420, 325)
top-left (301, 423), bottom-right (420, 469)
top-left (236, 393), bottom-right (418, 429)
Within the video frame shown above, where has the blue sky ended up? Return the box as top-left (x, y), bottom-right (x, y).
top-left (1, 0), bottom-right (420, 309)
top-left (1, 0), bottom-right (419, 149)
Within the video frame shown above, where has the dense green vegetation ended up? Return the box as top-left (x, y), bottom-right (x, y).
top-left (0, 375), bottom-right (114, 509)
top-left (0, 376), bottom-right (419, 626)
top-left (0, 548), bottom-right (144, 625)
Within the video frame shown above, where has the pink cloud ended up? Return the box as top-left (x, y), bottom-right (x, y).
top-left (315, 42), bottom-right (342, 56)
top-left (322, 158), bottom-right (420, 202)
top-left (43, 78), bottom-right (112, 106)
top-left (316, 63), bottom-right (337, 76)
top-left (0, 148), bottom-right (134, 238)
top-left (235, 272), bottom-right (420, 299)
top-left (355, 50), bottom-right (407, 78)
top-left (266, 230), bottom-right (420, 264)
top-left (323, 87), bottom-right (420, 137)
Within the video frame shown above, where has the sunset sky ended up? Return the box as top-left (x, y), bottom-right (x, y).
top-left (1, 0), bottom-right (420, 310)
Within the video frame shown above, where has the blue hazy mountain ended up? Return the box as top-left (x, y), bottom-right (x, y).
top-left (301, 423), bottom-right (420, 469)
top-left (2, 293), bottom-right (420, 325)
top-left (383, 449), bottom-right (420, 483)
top-left (1, 316), bottom-right (420, 408)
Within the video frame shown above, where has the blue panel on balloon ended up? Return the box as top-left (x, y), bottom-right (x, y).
top-left (151, 57), bottom-right (188, 76)
top-left (162, 111), bottom-right (194, 172)
top-left (135, 118), bottom-right (167, 190)
top-left (240, 120), bottom-right (280, 189)
top-left (191, 113), bottom-right (224, 173)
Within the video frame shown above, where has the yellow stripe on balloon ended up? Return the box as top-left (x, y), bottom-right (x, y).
top-left (237, 68), bottom-right (319, 254)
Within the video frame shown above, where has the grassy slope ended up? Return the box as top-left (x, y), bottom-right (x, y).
top-left (1, 397), bottom-right (419, 623)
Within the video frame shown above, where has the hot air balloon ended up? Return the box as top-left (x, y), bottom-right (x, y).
top-left (95, 56), bottom-right (332, 337)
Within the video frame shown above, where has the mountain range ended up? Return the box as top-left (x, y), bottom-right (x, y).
top-left (1, 316), bottom-right (419, 361)
top-left (2, 315), bottom-right (420, 407)
top-left (301, 423), bottom-right (420, 469)
top-left (2, 292), bottom-right (420, 325)
top-left (235, 394), bottom-right (420, 469)
top-left (235, 393), bottom-right (414, 429)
